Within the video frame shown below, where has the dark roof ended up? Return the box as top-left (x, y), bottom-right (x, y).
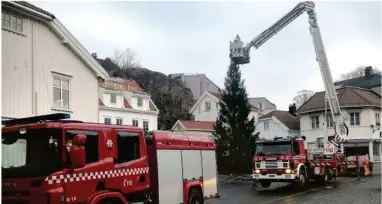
top-left (297, 86), bottom-right (381, 113)
top-left (334, 74), bottom-right (381, 90)
top-left (259, 110), bottom-right (300, 130)
top-left (12, 1), bottom-right (56, 18)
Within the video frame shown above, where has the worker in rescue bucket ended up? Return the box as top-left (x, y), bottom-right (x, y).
top-left (363, 154), bottom-right (370, 176)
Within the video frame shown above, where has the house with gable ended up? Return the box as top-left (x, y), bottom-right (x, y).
top-left (249, 97), bottom-right (277, 115)
top-left (99, 77), bottom-right (159, 131)
top-left (171, 90), bottom-right (261, 137)
top-left (2, 1), bottom-right (109, 122)
top-left (297, 86), bottom-right (382, 161)
top-left (255, 105), bottom-right (300, 140)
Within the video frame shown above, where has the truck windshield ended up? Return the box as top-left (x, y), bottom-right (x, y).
top-left (255, 142), bottom-right (291, 155)
top-left (2, 128), bottom-right (62, 178)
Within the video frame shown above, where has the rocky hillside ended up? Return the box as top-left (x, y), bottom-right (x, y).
top-left (95, 57), bottom-right (194, 130)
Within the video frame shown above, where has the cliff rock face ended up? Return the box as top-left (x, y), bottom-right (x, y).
top-left (96, 57), bottom-right (194, 130)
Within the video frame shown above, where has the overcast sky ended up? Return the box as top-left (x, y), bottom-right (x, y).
top-left (34, 1), bottom-right (381, 110)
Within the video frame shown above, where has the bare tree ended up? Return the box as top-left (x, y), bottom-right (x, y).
top-left (112, 48), bottom-right (141, 70)
top-left (292, 90), bottom-right (315, 108)
top-left (339, 65), bottom-right (381, 80)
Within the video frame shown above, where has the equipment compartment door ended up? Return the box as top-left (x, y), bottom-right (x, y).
top-left (201, 150), bottom-right (218, 198)
top-left (181, 150), bottom-right (202, 180)
top-left (157, 150), bottom-right (183, 204)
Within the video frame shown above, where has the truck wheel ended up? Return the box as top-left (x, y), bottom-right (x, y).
top-left (296, 169), bottom-right (306, 190)
top-left (260, 180), bottom-right (271, 188)
top-left (188, 188), bottom-right (203, 204)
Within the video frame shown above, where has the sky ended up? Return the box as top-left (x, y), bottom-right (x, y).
top-left (33, 0), bottom-right (382, 110)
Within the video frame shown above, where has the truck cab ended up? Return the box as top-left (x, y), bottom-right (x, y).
top-left (253, 137), bottom-right (307, 188)
top-left (2, 113), bottom-right (219, 204)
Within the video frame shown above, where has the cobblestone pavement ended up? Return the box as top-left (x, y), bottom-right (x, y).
top-left (206, 173), bottom-right (381, 204)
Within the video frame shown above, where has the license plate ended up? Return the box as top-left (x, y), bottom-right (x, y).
top-left (269, 175), bottom-right (275, 177)
top-left (314, 167), bottom-right (320, 174)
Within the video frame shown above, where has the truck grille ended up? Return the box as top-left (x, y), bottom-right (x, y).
top-left (265, 161), bottom-right (278, 169)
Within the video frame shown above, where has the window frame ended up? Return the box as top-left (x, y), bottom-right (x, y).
top-left (143, 120), bottom-right (149, 131)
top-left (137, 97), bottom-right (143, 107)
top-left (326, 115), bottom-right (334, 128)
top-left (205, 101), bottom-right (211, 111)
top-left (104, 117), bottom-right (111, 124)
top-left (376, 112), bottom-right (380, 126)
top-left (116, 131), bottom-right (141, 164)
top-left (311, 116), bottom-right (319, 129)
top-left (349, 112), bottom-right (360, 126)
top-left (65, 129), bottom-right (99, 165)
top-left (258, 102), bottom-right (263, 110)
top-left (52, 73), bottom-right (71, 110)
top-left (132, 119), bottom-right (139, 127)
top-left (116, 118), bottom-right (123, 125)
top-left (110, 93), bottom-right (117, 104)
top-left (2, 12), bottom-right (24, 35)
top-left (264, 121), bottom-right (269, 131)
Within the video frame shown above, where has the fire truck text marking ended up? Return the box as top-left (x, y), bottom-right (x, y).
top-left (168, 133), bottom-right (211, 142)
top-left (123, 179), bottom-right (133, 187)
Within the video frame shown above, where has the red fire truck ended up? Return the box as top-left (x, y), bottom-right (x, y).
top-left (252, 136), bottom-right (356, 189)
top-left (1, 113), bottom-right (219, 204)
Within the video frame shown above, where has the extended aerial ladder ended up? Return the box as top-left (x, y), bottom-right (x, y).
top-left (229, 1), bottom-right (349, 154)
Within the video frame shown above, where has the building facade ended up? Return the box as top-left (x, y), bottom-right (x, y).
top-left (99, 78), bottom-right (159, 131)
top-left (171, 120), bottom-right (215, 138)
top-left (255, 109), bottom-right (300, 140)
top-left (298, 87), bottom-right (382, 161)
top-left (169, 73), bottom-right (221, 102)
top-left (189, 90), bottom-right (261, 123)
top-left (2, 1), bottom-right (108, 122)
top-left (249, 97), bottom-right (277, 115)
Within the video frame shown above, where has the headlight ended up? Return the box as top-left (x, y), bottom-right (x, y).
top-left (255, 169), bottom-right (261, 174)
top-left (285, 169), bottom-right (291, 174)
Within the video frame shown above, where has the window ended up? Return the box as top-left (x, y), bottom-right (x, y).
top-left (137, 97), bottom-right (143, 107)
top-left (198, 106), bottom-right (201, 113)
top-left (143, 121), bottom-right (149, 131)
top-left (350, 112), bottom-right (360, 126)
top-left (2, 12), bottom-right (23, 33)
top-left (311, 116), bottom-right (319, 129)
top-left (205, 101), bottom-right (211, 111)
top-left (216, 103), bottom-right (219, 109)
top-left (264, 121), bottom-right (269, 131)
top-left (53, 75), bottom-right (70, 109)
top-left (376, 113), bottom-right (380, 126)
top-left (104, 117), bottom-right (111, 124)
top-left (293, 142), bottom-right (300, 155)
top-left (258, 103), bottom-right (263, 110)
top-left (110, 93), bottom-right (117, 104)
top-left (116, 118), bottom-right (123, 125)
top-left (326, 115), bottom-right (334, 127)
top-left (116, 132), bottom-right (140, 163)
top-left (132, 119), bottom-right (139, 127)
top-left (66, 130), bottom-right (99, 164)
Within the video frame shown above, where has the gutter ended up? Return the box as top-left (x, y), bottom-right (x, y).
top-left (3, 1), bottom-right (53, 21)
top-left (99, 106), bottom-right (159, 115)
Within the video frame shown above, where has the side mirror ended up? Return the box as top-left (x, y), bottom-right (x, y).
top-left (69, 134), bottom-right (87, 170)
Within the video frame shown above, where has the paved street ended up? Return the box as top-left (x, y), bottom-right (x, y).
top-left (207, 171), bottom-right (381, 204)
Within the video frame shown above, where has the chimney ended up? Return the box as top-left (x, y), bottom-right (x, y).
top-left (288, 103), bottom-right (297, 117)
top-left (365, 66), bottom-right (373, 79)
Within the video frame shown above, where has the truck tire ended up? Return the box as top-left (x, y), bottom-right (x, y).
top-left (296, 169), bottom-right (306, 190)
top-left (260, 180), bottom-right (271, 188)
top-left (188, 188), bottom-right (203, 204)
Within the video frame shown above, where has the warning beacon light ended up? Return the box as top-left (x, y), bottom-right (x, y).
top-left (2, 113), bottom-right (71, 126)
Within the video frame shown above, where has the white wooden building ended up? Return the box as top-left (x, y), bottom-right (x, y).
top-left (99, 78), bottom-right (159, 131)
top-left (298, 87), bottom-right (382, 161)
top-left (2, 1), bottom-right (108, 122)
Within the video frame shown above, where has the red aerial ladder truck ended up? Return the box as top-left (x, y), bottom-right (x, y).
top-left (1, 113), bottom-right (219, 204)
top-left (229, 1), bottom-right (353, 188)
